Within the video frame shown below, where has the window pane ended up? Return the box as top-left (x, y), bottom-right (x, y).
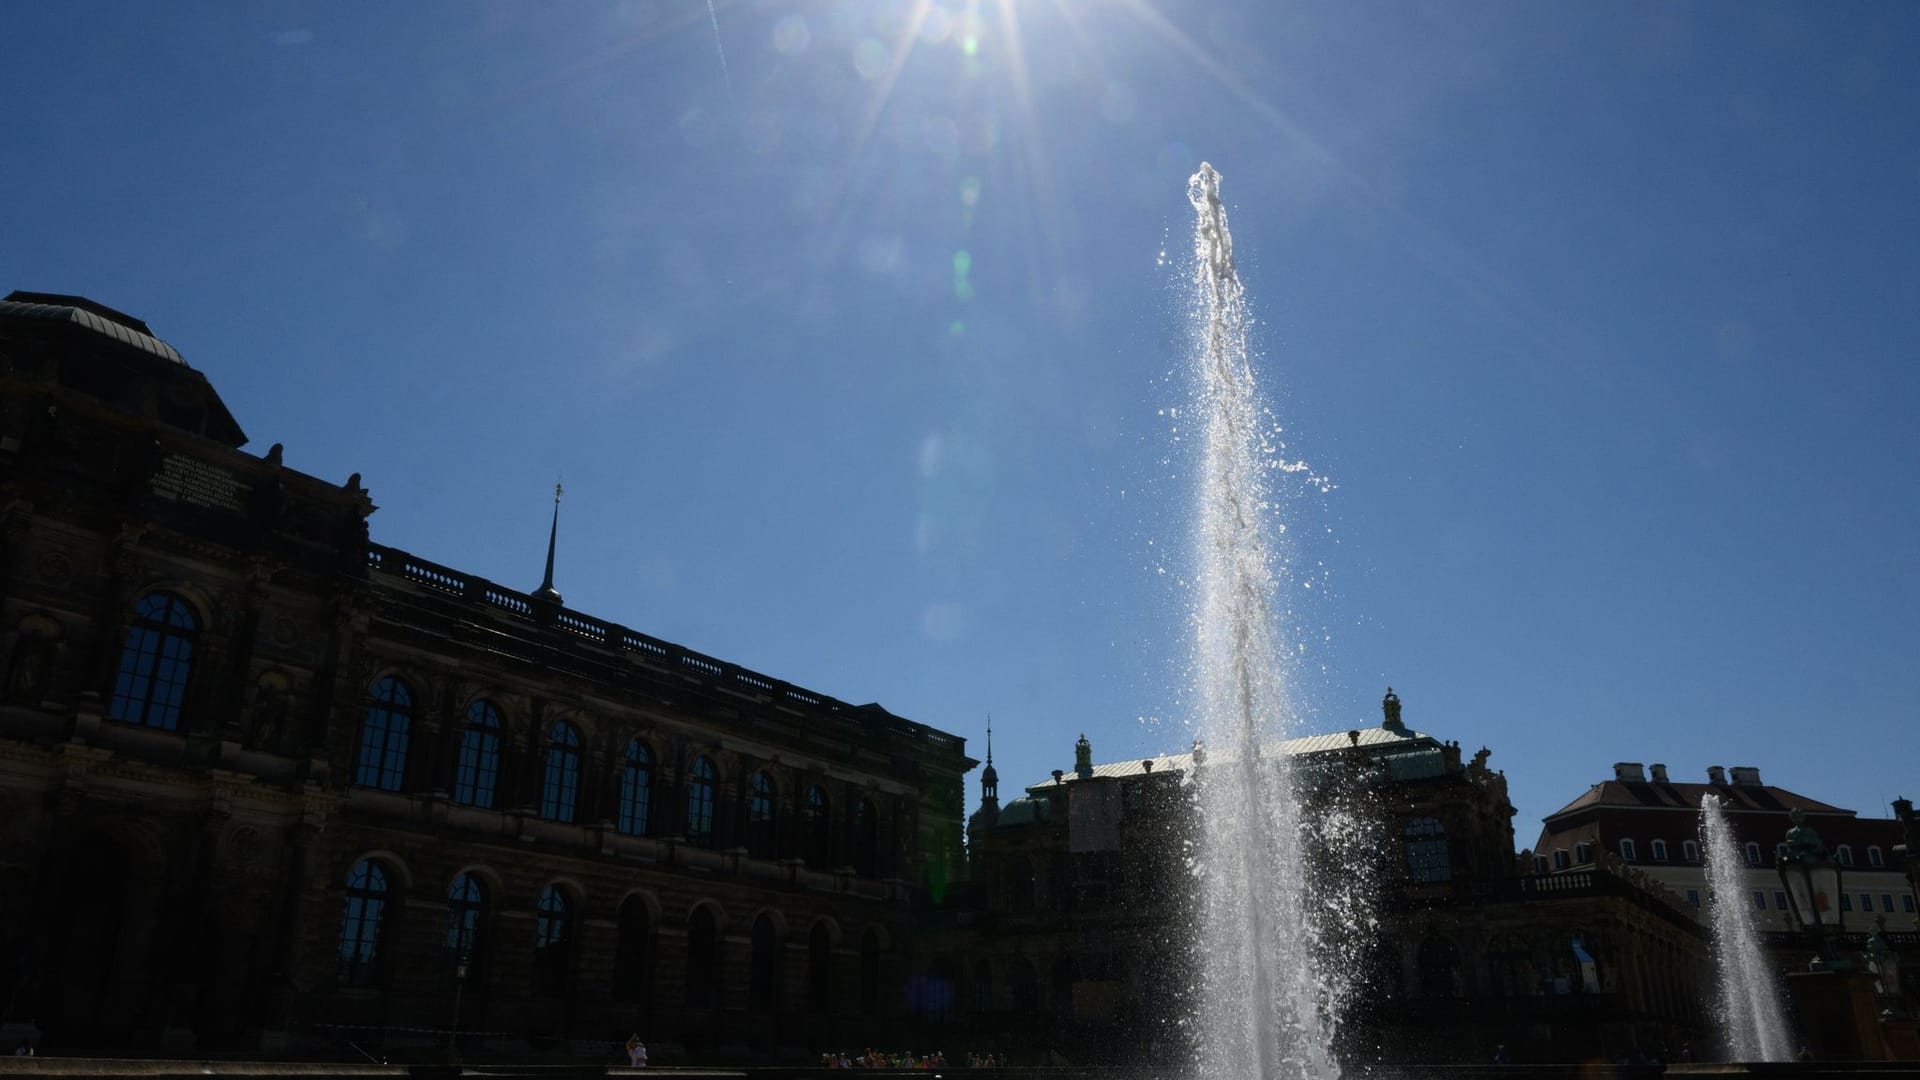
top-left (618, 740), bottom-right (653, 836)
top-left (355, 677), bottom-right (412, 791)
top-left (748, 772), bottom-right (776, 859)
top-left (540, 722), bottom-right (580, 823)
top-left (1404, 818), bottom-right (1449, 883)
top-left (108, 592), bottom-right (199, 731)
top-left (686, 757), bottom-right (717, 846)
top-left (453, 702), bottom-right (501, 808)
top-left (340, 860), bottom-right (388, 987)
top-left (445, 873), bottom-right (486, 974)
top-left (534, 885), bottom-right (571, 996)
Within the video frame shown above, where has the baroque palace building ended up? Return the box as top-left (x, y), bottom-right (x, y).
top-left (1529, 762), bottom-right (1918, 935)
top-left (940, 692), bottom-right (1718, 1066)
top-left (0, 291), bottom-right (973, 1057)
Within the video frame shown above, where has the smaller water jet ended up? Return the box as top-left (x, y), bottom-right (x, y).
top-left (1700, 794), bottom-right (1791, 1061)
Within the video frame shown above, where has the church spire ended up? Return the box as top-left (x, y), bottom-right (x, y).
top-left (979, 714), bottom-right (999, 809)
top-left (532, 481), bottom-right (564, 607)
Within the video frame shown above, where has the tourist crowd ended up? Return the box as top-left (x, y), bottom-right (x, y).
top-left (819, 1048), bottom-right (1006, 1068)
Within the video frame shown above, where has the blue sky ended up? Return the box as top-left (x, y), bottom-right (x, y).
top-left (5, 1), bottom-right (1917, 837)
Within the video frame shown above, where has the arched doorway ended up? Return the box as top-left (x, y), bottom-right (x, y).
top-left (33, 830), bottom-right (161, 1049)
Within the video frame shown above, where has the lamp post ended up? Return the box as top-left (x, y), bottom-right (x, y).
top-left (1865, 916), bottom-right (1905, 1020)
top-left (1776, 809), bottom-right (1849, 972)
top-left (449, 951), bottom-right (470, 1063)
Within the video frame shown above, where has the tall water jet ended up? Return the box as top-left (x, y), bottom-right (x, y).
top-left (1188, 163), bottom-right (1339, 1080)
top-left (1700, 794), bottom-right (1791, 1061)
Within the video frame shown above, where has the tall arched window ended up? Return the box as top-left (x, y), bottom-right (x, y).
top-left (539, 720), bottom-right (581, 823)
top-left (685, 756), bottom-right (718, 847)
top-left (617, 739), bottom-right (654, 836)
top-left (807, 922), bottom-right (833, 1013)
top-left (1009, 957), bottom-right (1038, 1012)
top-left (354, 676), bottom-right (412, 791)
top-left (1837, 844), bottom-right (1855, 866)
top-left (338, 860), bottom-right (390, 987)
top-left (687, 906), bottom-right (718, 1010)
top-left (613, 895), bottom-right (650, 1003)
top-left (860, 927), bottom-right (883, 1011)
top-left (973, 958), bottom-right (994, 1013)
top-left (750, 914), bottom-right (780, 1012)
top-left (852, 797), bottom-right (880, 877)
top-left (444, 872), bottom-right (487, 977)
top-left (453, 700), bottom-right (503, 809)
top-left (1419, 936), bottom-right (1463, 998)
top-left (803, 787), bottom-right (832, 869)
top-left (533, 885), bottom-right (573, 997)
top-left (1405, 817), bottom-right (1450, 883)
top-left (747, 771), bottom-right (777, 859)
top-left (108, 591), bottom-right (198, 731)
top-left (1049, 956), bottom-right (1074, 1019)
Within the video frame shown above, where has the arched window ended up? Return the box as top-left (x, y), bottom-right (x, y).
top-left (685, 756), bottom-right (718, 847)
top-left (1050, 955), bottom-right (1074, 1019)
top-left (1650, 839), bottom-right (1667, 862)
top-left (927, 956), bottom-right (958, 1021)
top-left (338, 859), bottom-right (390, 987)
top-left (1744, 842), bottom-right (1762, 867)
top-left (803, 786), bottom-right (832, 869)
top-left (687, 906), bottom-right (718, 1010)
top-left (539, 720), bottom-right (581, 823)
top-left (859, 926), bottom-right (883, 1011)
top-left (807, 921), bottom-right (833, 1013)
top-left (108, 591), bottom-right (198, 731)
top-left (1405, 817), bottom-right (1450, 883)
top-left (354, 676), bottom-right (412, 791)
top-left (1868, 846), bottom-right (1885, 867)
top-left (613, 895), bottom-right (650, 1003)
top-left (444, 872), bottom-right (487, 977)
top-left (1619, 838), bottom-right (1637, 862)
top-left (1682, 840), bottom-right (1700, 864)
top-left (617, 739), bottom-right (653, 836)
top-left (750, 914), bottom-right (780, 1012)
top-left (532, 885), bottom-right (573, 997)
top-left (1007, 856), bottom-right (1037, 914)
top-left (1837, 844), bottom-right (1854, 866)
top-left (1487, 933), bottom-right (1533, 997)
top-left (452, 700), bottom-right (503, 808)
top-left (1009, 957), bottom-right (1038, 1012)
top-left (747, 771), bottom-right (777, 859)
top-left (852, 797), bottom-right (880, 877)
top-left (1418, 936), bottom-right (1462, 998)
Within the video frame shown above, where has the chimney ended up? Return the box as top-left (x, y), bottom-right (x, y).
top-left (1649, 763), bottom-right (1669, 783)
top-left (1707, 765), bottom-right (1727, 785)
top-left (1729, 766), bottom-right (1762, 787)
top-left (1613, 762), bottom-right (1646, 783)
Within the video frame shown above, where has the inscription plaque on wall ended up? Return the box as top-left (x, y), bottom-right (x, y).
top-left (151, 454), bottom-right (249, 511)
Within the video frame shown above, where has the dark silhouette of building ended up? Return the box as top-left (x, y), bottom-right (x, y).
top-left (0, 291), bottom-right (972, 1058)
top-left (936, 691), bottom-right (1717, 1065)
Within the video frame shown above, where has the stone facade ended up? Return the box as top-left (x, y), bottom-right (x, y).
top-left (943, 694), bottom-right (1716, 1065)
top-left (0, 292), bottom-right (972, 1058)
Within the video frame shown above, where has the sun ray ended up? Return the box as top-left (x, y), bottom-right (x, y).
top-left (1111, 0), bottom-right (1543, 349)
top-left (993, 0), bottom-right (1071, 285)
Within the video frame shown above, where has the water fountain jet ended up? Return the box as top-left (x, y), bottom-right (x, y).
top-left (1187, 163), bottom-right (1341, 1080)
top-left (1701, 793), bottom-right (1791, 1061)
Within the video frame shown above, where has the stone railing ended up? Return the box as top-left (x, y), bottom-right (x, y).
top-left (365, 543), bottom-right (961, 752)
top-left (1757, 928), bottom-right (1920, 949)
